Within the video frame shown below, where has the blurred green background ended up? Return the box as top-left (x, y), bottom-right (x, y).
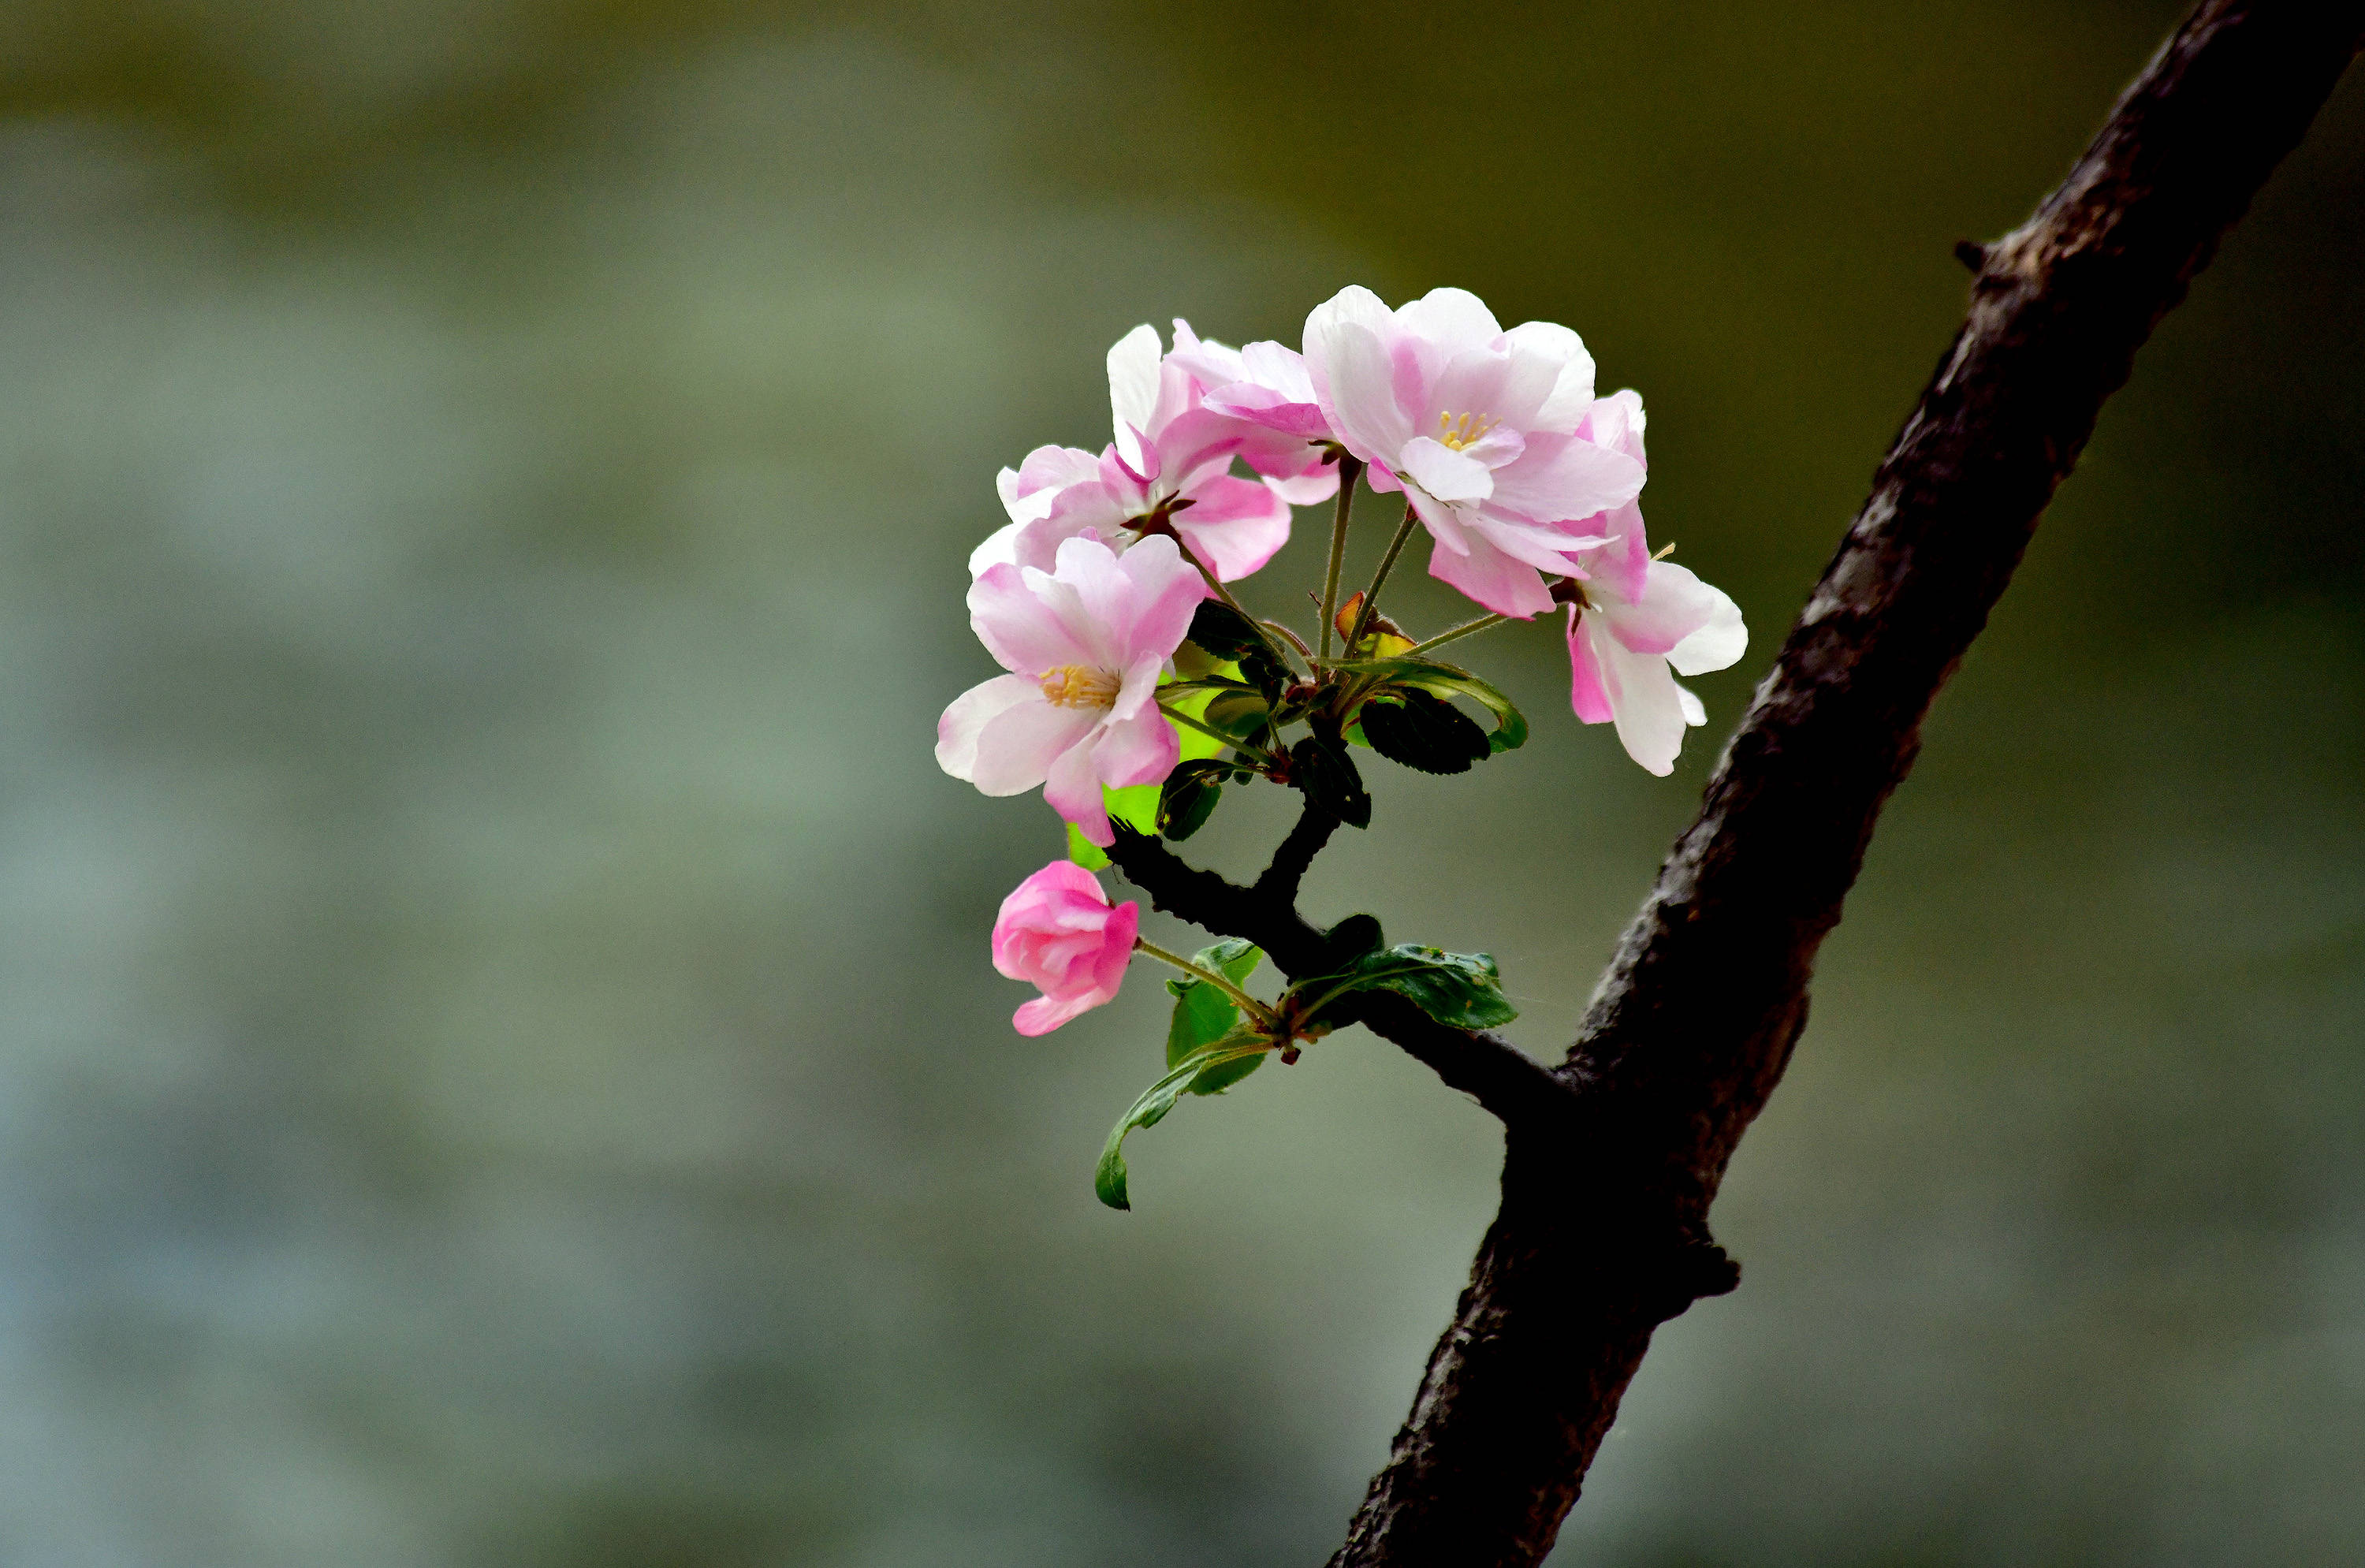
top-left (0, 2), bottom-right (2358, 1563)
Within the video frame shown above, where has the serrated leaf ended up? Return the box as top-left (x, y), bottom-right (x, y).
top-left (1331, 657), bottom-right (1529, 754)
top-left (1201, 689), bottom-right (1273, 744)
top-left (1157, 769), bottom-right (1222, 840)
top-left (1288, 944), bottom-right (1519, 1033)
top-left (1290, 734), bottom-right (1370, 828)
top-left (1095, 1033), bottom-right (1269, 1210)
top-left (1359, 688), bottom-right (1492, 774)
top-left (1186, 602), bottom-right (1288, 697)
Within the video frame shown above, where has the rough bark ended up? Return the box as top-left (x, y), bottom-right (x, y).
top-left (1320, 6), bottom-right (2365, 1564)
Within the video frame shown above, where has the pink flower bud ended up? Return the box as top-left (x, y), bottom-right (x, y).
top-left (991, 861), bottom-right (1140, 1037)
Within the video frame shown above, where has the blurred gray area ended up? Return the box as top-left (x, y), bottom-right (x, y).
top-left (0, 2), bottom-right (2358, 1563)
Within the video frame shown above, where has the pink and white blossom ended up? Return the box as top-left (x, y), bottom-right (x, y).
top-left (992, 860), bottom-right (1140, 1036)
top-left (937, 532), bottom-right (1205, 845)
top-left (1555, 392), bottom-right (1746, 775)
top-left (1185, 336), bottom-right (1336, 445)
top-left (1302, 285), bottom-right (1646, 620)
top-left (972, 321), bottom-right (1336, 583)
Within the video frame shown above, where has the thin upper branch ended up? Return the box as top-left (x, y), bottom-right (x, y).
top-left (1331, 6), bottom-right (2365, 1565)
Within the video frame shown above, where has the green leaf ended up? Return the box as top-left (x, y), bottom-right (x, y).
top-left (1157, 766), bottom-right (1223, 840)
top-left (1186, 601), bottom-right (1288, 697)
top-left (1314, 913), bottom-right (1385, 971)
top-left (1358, 688), bottom-right (1492, 774)
top-left (1094, 1033), bottom-right (1269, 1210)
top-left (1201, 689), bottom-right (1273, 745)
top-left (1333, 657), bottom-right (1529, 754)
top-left (1290, 734), bottom-right (1370, 828)
top-left (1164, 939), bottom-right (1264, 1095)
top-left (1067, 783), bottom-right (1160, 869)
top-left (1290, 944), bottom-right (1518, 1033)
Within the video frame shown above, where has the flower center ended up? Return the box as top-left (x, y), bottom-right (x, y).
top-left (1038, 665), bottom-right (1121, 710)
top-left (1436, 411), bottom-right (1498, 452)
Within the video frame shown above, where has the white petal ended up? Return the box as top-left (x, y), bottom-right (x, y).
top-left (1400, 437), bottom-right (1496, 503)
top-left (1398, 287), bottom-right (1503, 353)
top-left (1107, 323), bottom-right (1163, 468)
top-left (1506, 321), bottom-right (1598, 433)
top-left (969, 520), bottom-right (1024, 578)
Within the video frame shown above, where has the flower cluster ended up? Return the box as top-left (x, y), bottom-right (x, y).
top-left (937, 287), bottom-right (1748, 1206)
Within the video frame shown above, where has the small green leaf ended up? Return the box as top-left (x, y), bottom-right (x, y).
top-left (1164, 940), bottom-right (1264, 1095)
top-left (1331, 657), bottom-right (1529, 754)
top-left (1358, 688), bottom-right (1492, 774)
top-left (1095, 1033), bottom-right (1269, 1210)
top-left (1157, 768), bottom-right (1222, 840)
top-left (1201, 689), bottom-right (1273, 744)
top-left (1186, 602), bottom-right (1288, 697)
top-left (1290, 734), bottom-right (1371, 828)
top-left (1289, 944), bottom-right (1518, 1033)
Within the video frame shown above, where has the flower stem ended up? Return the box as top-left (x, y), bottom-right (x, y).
top-left (1405, 613), bottom-right (1509, 658)
top-left (1317, 455), bottom-right (1364, 660)
top-left (1133, 937), bottom-right (1281, 1029)
top-left (1346, 504), bottom-right (1421, 653)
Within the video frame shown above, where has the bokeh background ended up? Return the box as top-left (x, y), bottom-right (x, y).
top-left (1, 2), bottom-right (2358, 1563)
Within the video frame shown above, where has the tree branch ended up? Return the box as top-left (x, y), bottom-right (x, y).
top-left (1330, 6), bottom-right (2365, 1563)
top-left (1105, 824), bottom-right (1583, 1129)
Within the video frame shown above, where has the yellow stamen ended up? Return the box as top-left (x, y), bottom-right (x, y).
top-left (1037, 665), bottom-right (1121, 710)
top-left (1436, 411), bottom-right (1499, 452)
top-left (1653, 541), bottom-right (1678, 560)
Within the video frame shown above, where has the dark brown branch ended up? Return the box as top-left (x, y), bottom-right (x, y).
top-left (1254, 798), bottom-right (1340, 904)
top-left (1331, 6), bottom-right (2365, 1564)
top-left (1105, 825), bottom-right (1582, 1128)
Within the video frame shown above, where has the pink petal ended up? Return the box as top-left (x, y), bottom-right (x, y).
top-left (1014, 989), bottom-right (1101, 1036)
top-left (1410, 486), bottom-right (1473, 554)
top-left (969, 690), bottom-right (1100, 795)
top-left (1204, 382), bottom-right (1336, 439)
top-left (1088, 899), bottom-right (1142, 1002)
top-left (937, 673), bottom-right (1041, 781)
top-left (1092, 701), bottom-right (1180, 791)
top-left (1261, 465), bottom-right (1339, 507)
top-left (1428, 346), bottom-right (1556, 438)
top-left (1607, 559), bottom-right (1740, 661)
top-left (1171, 475), bottom-right (1291, 581)
top-left (1045, 536), bottom-right (1136, 670)
top-left (1312, 320), bottom-right (1412, 467)
top-left (1565, 606), bottom-right (1614, 724)
top-left (1568, 609), bottom-right (1696, 775)
top-left (1466, 510), bottom-right (1613, 572)
top-left (1045, 735), bottom-right (1113, 845)
top-left (1664, 571), bottom-right (1748, 675)
top-left (969, 563), bottom-right (1095, 674)
top-left (1109, 534), bottom-right (1207, 658)
top-left (1487, 430), bottom-right (1646, 523)
top-left (1427, 531), bottom-right (1555, 618)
